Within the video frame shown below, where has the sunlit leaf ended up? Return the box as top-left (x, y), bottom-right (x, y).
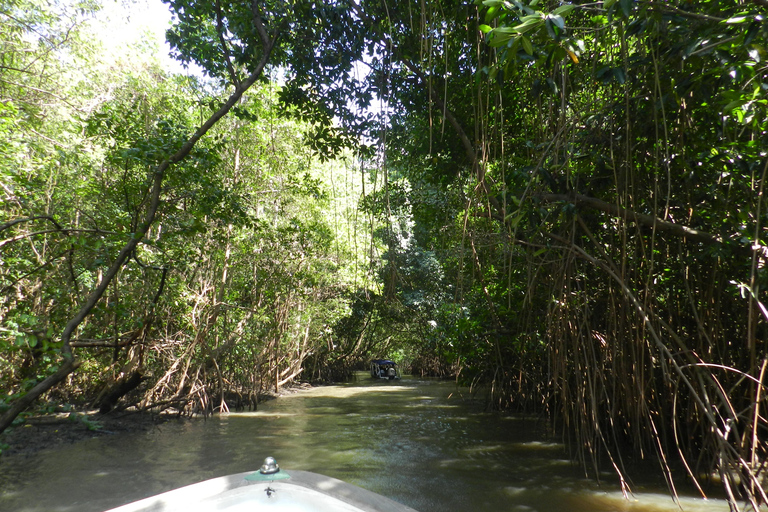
top-left (725, 15), bottom-right (748, 24)
top-left (485, 6), bottom-right (499, 23)
top-left (723, 99), bottom-right (747, 112)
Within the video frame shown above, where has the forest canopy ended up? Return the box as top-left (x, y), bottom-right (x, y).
top-left (2, 0), bottom-right (768, 508)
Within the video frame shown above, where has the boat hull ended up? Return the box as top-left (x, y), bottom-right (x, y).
top-left (104, 469), bottom-right (419, 512)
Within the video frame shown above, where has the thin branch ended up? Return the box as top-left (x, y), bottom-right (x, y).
top-left (0, 215), bottom-right (62, 233)
top-left (646, 4), bottom-right (727, 22)
top-left (0, 228), bottom-right (121, 249)
top-left (215, 0), bottom-right (241, 87)
top-left (0, 77), bottom-right (86, 112)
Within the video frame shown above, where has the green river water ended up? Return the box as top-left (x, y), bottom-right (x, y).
top-left (0, 374), bottom-right (733, 512)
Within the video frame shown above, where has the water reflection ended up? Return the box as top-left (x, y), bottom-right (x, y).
top-left (0, 374), bottom-right (730, 512)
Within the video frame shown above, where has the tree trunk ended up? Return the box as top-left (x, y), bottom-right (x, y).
top-left (96, 371), bottom-right (145, 413)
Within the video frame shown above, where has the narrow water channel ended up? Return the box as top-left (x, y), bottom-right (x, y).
top-left (0, 374), bottom-right (730, 512)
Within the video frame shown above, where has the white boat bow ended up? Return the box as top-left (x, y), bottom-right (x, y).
top-left (104, 457), bottom-right (419, 512)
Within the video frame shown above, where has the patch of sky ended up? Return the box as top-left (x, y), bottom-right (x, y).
top-left (89, 0), bottom-right (203, 77)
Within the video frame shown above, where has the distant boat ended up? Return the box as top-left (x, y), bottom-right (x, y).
top-left (370, 359), bottom-right (400, 380)
top-left (105, 457), bottom-right (419, 512)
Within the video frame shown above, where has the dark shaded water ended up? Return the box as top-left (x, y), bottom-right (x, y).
top-left (0, 374), bottom-right (729, 511)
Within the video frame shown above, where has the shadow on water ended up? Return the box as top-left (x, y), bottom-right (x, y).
top-left (0, 374), bottom-right (731, 512)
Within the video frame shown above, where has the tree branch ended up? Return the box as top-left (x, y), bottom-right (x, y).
top-left (541, 192), bottom-right (722, 246)
top-left (541, 192), bottom-right (768, 258)
top-left (215, 0), bottom-right (241, 87)
top-left (0, 215), bottom-right (63, 233)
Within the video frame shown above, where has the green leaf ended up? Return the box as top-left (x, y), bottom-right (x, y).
top-left (489, 32), bottom-right (514, 47)
top-left (723, 99), bottom-right (746, 113)
top-left (545, 19), bottom-right (558, 40)
top-left (505, 210), bottom-right (525, 228)
top-left (485, 5), bottom-right (500, 23)
top-left (479, 24), bottom-right (493, 34)
top-left (619, 0), bottom-right (632, 17)
top-left (513, 17), bottom-right (543, 34)
top-left (725, 15), bottom-right (748, 24)
top-left (519, 13), bottom-right (543, 22)
top-left (521, 35), bottom-right (533, 55)
top-left (508, 36), bottom-right (522, 60)
top-left (603, 0), bottom-right (618, 9)
top-left (553, 4), bottom-right (576, 16)
top-left (545, 15), bottom-right (565, 40)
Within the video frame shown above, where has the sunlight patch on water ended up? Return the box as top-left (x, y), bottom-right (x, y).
top-left (221, 412), bottom-right (297, 418)
top-left (403, 401), bottom-right (446, 409)
top-left (512, 441), bottom-right (565, 451)
top-left (461, 444), bottom-right (506, 453)
top-left (290, 386), bottom-right (413, 399)
top-left (574, 490), bottom-right (731, 512)
top-left (435, 458), bottom-right (464, 468)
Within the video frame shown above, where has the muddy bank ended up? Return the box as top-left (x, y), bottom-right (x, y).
top-left (0, 382), bottom-right (315, 459)
top-left (0, 409), bottom-right (187, 458)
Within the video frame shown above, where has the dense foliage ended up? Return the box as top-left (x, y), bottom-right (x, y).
top-left (365, 0), bottom-right (768, 507)
top-left (3, 0), bottom-right (768, 508)
top-left (0, 0), bottom-right (382, 425)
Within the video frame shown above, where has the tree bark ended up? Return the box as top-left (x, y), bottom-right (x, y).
top-left (96, 371), bottom-right (145, 413)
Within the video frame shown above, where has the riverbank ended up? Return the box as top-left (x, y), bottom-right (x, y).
top-left (0, 409), bottom-right (184, 458)
top-left (0, 382), bottom-right (315, 458)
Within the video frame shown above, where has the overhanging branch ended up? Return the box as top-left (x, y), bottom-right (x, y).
top-left (541, 192), bottom-right (745, 249)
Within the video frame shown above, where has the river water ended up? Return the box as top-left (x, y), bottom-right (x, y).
top-left (0, 374), bottom-right (731, 512)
